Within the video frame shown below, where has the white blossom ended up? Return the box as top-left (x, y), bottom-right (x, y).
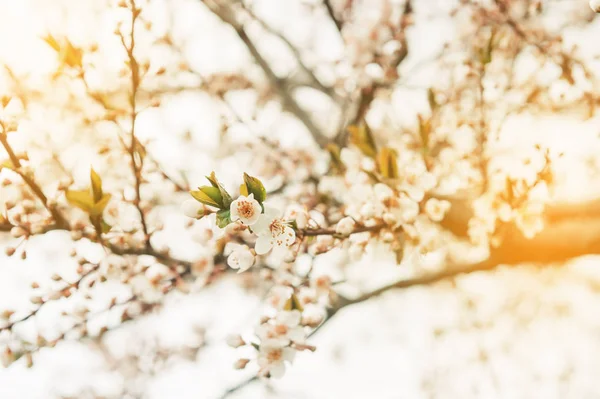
top-left (181, 199), bottom-right (203, 218)
top-left (267, 286), bottom-right (294, 310)
top-left (591, 0), bottom-right (600, 13)
top-left (233, 358), bottom-right (250, 370)
top-left (257, 339), bottom-right (296, 379)
top-left (285, 204), bottom-right (309, 229)
top-left (230, 193), bottom-right (262, 226)
top-left (226, 334), bottom-right (245, 348)
top-left (227, 245), bottom-right (255, 273)
top-left (335, 216), bottom-right (356, 236)
top-left (253, 207), bottom-right (296, 255)
top-left (255, 310), bottom-right (305, 345)
top-left (424, 198), bottom-right (451, 222)
top-left (374, 183), bottom-right (394, 201)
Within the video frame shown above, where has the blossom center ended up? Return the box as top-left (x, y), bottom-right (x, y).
top-left (267, 348), bottom-right (283, 362)
top-left (269, 219), bottom-right (285, 236)
top-left (237, 200), bottom-right (255, 218)
top-left (274, 324), bottom-right (288, 335)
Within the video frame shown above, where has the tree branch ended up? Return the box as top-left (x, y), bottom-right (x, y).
top-left (323, 0), bottom-right (343, 33)
top-left (203, 1), bottom-right (332, 148)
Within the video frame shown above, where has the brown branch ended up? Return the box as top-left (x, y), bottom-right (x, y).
top-left (203, 1), bottom-right (332, 148)
top-left (119, 0), bottom-right (151, 248)
top-left (301, 223), bottom-right (384, 237)
top-left (323, 0), bottom-right (343, 33)
top-left (238, 1), bottom-right (337, 100)
top-left (1, 264), bottom-right (101, 332)
top-left (0, 133), bottom-right (69, 229)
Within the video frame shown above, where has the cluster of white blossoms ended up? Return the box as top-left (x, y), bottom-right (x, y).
top-left (182, 173), bottom-right (323, 377)
top-left (181, 136), bottom-right (553, 379)
top-left (225, 286), bottom-right (319, 378)
top-left (469, 155), bottom-right (552, 244)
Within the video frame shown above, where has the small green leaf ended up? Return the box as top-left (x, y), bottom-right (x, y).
top-left (65, 190), bottom-right (94, 213)
top-left (418, 115), bottom-right (431, 151)
top-left (205, 172), bottom-right (233, 209)
top-left (205, 171), bottom-right (220, 188)
top-left (90, 168), bottom-right (103, 203)
top-left (101, 219), bottom-right (112, 233)
top-left (42, 34), bottom-right (61, 52)
top-left (283, 293), bottom-right (304, 312)
top-left (239, 183), bottom-right (249, 196)
top-left (326, 143), bottom-right (345, 174)
top-left (427, 88), bottom-right (437, 112)
top-left (243, 173), bottom-right (267, 204)
top-left (90, 193), bottom-right (112, 217)
top-left (376, 147), bottom-right (399, 179)
top-left (190, 186), bottom-right (223, 208)
top-left (348, 123), bottom-right (377, 158)
top-left (216, 209), bottom-right (231, 228)
top-left (0, 159), bottom-right (14, 172)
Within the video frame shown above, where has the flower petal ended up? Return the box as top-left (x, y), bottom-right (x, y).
top-left (252, 214), bottom-right (271, 234)
top-left (280, 225), bottom-right (296, 247)
top-left (282, 347), bottom-right (296, 363)
top-left (277, 310), bottom-right (301, 327)
top-left (269, 362), bottom-right (286, 379)
top-left (255, 235), bottom-right (273, 255)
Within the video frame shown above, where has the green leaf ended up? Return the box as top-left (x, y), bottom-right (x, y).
top-left (283, 294), bottom-right (304, 312)
top-left (62, 40), bottom-right (83, 69)
top-left (243, 173), bottom-right (267, 204)
top-left (90, 168), bottom-right (103, 203)
top-left (326, 143), bottom-right (345, 174)
top-left (205, 171), bottom-right (219, 188)
top-left (216, 209), bottom-right (231, 228)
top-left (205, 172), bottom-right (233, 209)
top-left (190, 186), bottom-right (223, 208)
top-left (42, 34), bottom-right (61, 52)
top-left (427, 88), bottom-right (437, 112)
top-left (65, 190), bottom-right (94, 213)
top-left (376, 147), bottom-right (399, 179)
top-left (418, 115), bottom-right (431, 151)
top-left (0, 159), bottom-right (14, 172)
top-left (239, 183), bottom-right (248, 196)
top-left (90, 193), bottom-right (112, 217)
top-left (348, 123), bottom-right (377, 158)
top-left (101, 219), bottom-right (112, 233)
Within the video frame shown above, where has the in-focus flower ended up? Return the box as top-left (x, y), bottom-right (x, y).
top-left (253, 207), bottom-right (296, 255)
top-left (227, 245), bottom-right (255, 273)
top-left (181, 199), bottom-right (204, 219)
top-left (335, 216), bottom-right (356, 236)
top-left (257, 339), bottom-right (296, 379)
top-left (230, 193), bottom-right (262, 225)
top-left (424, 198), bottom-right (451, 222)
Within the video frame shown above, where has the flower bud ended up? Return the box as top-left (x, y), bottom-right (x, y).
top-left (226, 334), bottom-right (245, 348)
top-left (10, 226), bottom-right (26, 238)
top-left (335, 217), bottom-right (355, 236)
top-left (233, 358), bottom-right (250, 370)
